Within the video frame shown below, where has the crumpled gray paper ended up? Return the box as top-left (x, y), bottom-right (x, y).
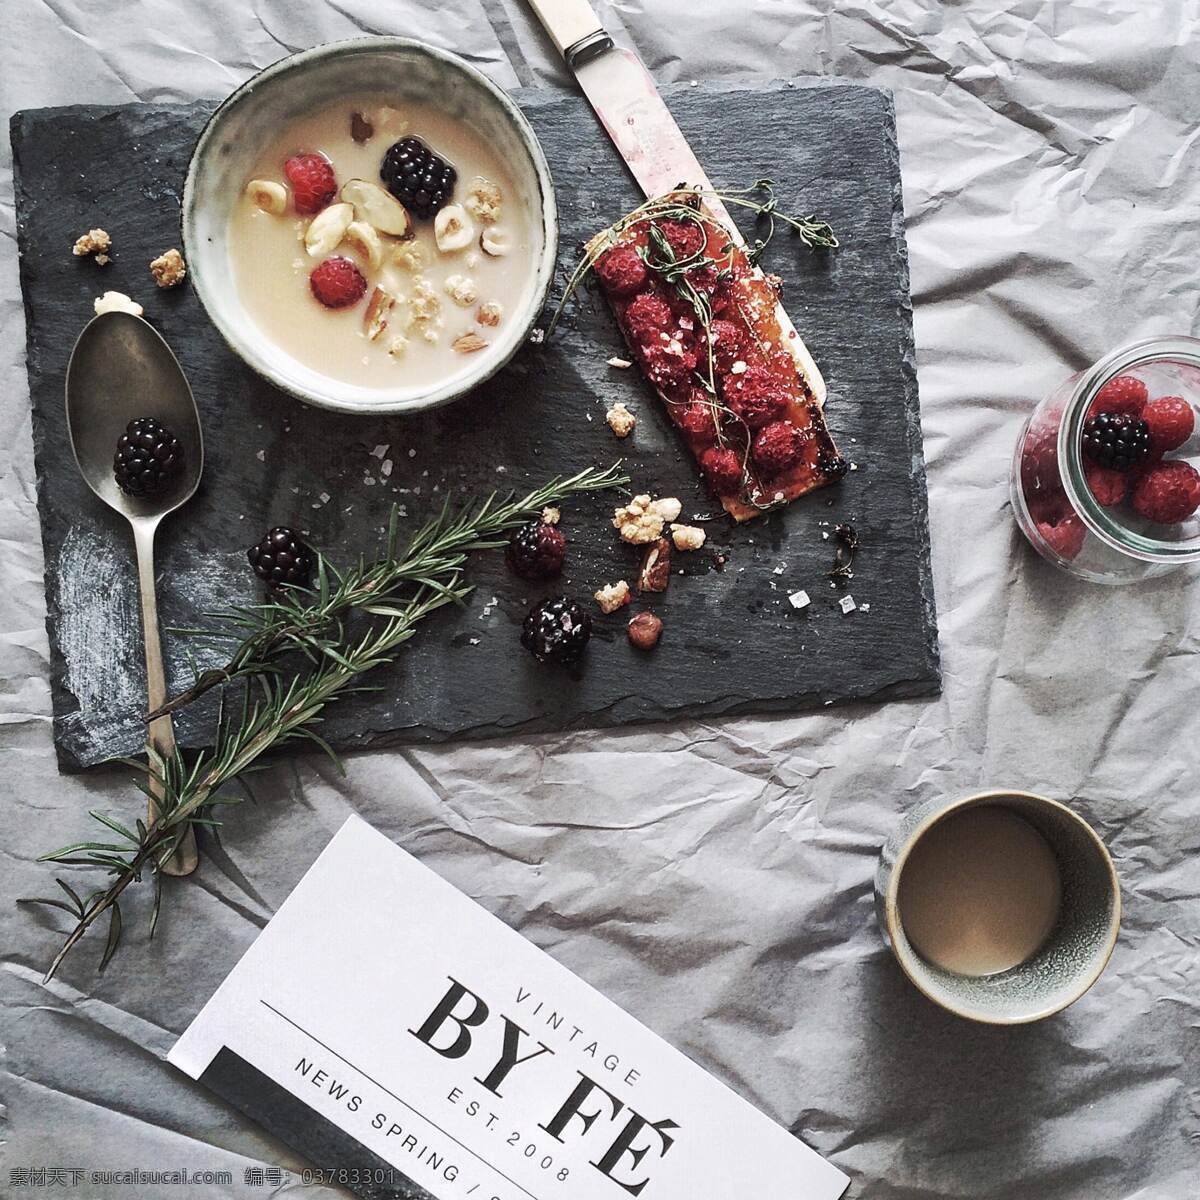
top-left (1, 2), bottom-right (1198, 1198)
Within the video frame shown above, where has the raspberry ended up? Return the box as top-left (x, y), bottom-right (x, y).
top-left (1026, 491), bottom-right (1071, 527)
top-left (624, 291), bottom-right (676, 343)
top-left (284, 153), bottom-right (337, 215)
top-left (726, 364), bottom-right (789, 430)
top-left (672, 396), bottom-right (719, 445)
top-left (700, 445), bottom-right (744, 495)
top-left (641, 334), bottom-right (699, 391)
top-left (751, 420), bottom-right (808, 475)
top-left (1088, 374), bottom-right (1147, 419)
top-left (1130, 460), bottom-right (1200, 524)
top-left (1142, 395), bottom-right (1195, 453)
top-left (707, 319), bottom-right (745, 373)
top-left (309, 257), bottom-right (367, 309)
top-left (1036, 513), bottom-right (1085, 561)
top-left (1019, 419), bottom-right (1061, 499)
top-left (654, 218), bottom-right (706, 261)
top-left (1083, 462), bottom-right (1129, 507)
top-left (594, 244), bottom-right (648, 298)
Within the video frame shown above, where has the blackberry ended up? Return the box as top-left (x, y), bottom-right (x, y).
top-left (113, 417), bottom-right (183, 498)
top-left (506, 520), bottom-right (566, 580)
top-left (521, 597), bottom-right (592, 666)
top-left (379, 137), bottom-right (457, 219)
top-left (1082, 411), bottom-right (1151, 471)
top-left (247, 527), bottom-right (315, 590)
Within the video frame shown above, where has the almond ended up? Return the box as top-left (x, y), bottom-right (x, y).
top-left (304, 202), bottom-right (354, 256)
top-left (364, 287), bottom-right (396, 341)
top-left (340, 179), bottom-right (413, 238)
top-left (344, 220), bottom-right (383, 270)
top-left (452, 331), bottom-right (489, 354)
top-left (637, 538), bottom-right (672, 593)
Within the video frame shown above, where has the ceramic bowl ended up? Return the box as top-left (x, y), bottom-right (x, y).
top-left (875, 789), bottom-right (1121, 1024)
top-left (182, 37), bottom-right (557, 415)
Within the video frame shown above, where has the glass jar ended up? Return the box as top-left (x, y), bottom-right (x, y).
top-left (1011, 336), bottom-right (1200, 584)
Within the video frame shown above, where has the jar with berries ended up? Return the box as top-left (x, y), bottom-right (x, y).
top-left (1012, 336), bottom-right (1200, 583)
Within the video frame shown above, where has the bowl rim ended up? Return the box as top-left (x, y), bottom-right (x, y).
top-left (181, 35), bottom-right (558, 416)
top-left (882, 788), bottom-right (1122, 1025)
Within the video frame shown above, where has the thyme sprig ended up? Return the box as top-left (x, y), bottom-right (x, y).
top-left (546, 179), bottom-right (836, 339)
top-left (21, 464), bottom-right (628, 982)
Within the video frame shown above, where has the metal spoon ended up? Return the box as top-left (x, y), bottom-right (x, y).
top-left (65, 311), bottom-right (203, 877)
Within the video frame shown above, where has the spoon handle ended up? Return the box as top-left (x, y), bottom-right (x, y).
top-left (132, 520), bottom-right (199, 877)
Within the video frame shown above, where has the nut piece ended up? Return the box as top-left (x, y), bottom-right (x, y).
top-left (444, 274), bottom-right (479, 307)
top-left (392, 242), bottom-right (425, 272)
top-left (94, 291), bottom-right (143, 317)
top-left (387, 334), bottom-right (409, 359)
top-left (341, 179), bottom-right (413, 238)
top-left (246, 179), bottom-right (288, 214)
top-left (670, 523), bottom-right (706, 551)
top-left (73, 228), bottom-right (111, 258)
top-left (607, 356), bottom-right (633, 369)
top-left (464, 176), bottom-right (502, 224)
top-left (149, 248), bottom-right (187, 289)
top-left (435, 204), bottom-right (475, 253)
top-left (637, 538), bottom-right (672, 593)
top-left (372, 106), bottom-right (408, 137)
top-left (344, 220), bottom-right (383, 270)
top-left (477, 300), bottom-right (503, 327)
top-left (612, 495), bottom-right (683, 545)
top-left (350, 110), bottom-right (374, 143)
top-left (627, 611), bottom-right (663, 650)
top-left (541, 506), bottom-right (561, 526)
top-left (453, 331), bottom-right (489, 354)
top-left (364, 287), bottom-right (396, 341)
top-left (480, 226), bottom-right (511, 257)
top-left (304, 202), bottom-right (354, 256)
top-left (405, 278), bottom-right (443, 342)
top-left (605, 402), bottom-right (636, 439)
top-left (594, 580), bottom-right (631, 614)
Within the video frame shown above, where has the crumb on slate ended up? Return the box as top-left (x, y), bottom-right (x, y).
top-left (149, 248), bottom-right (187, 288)
top-left (73, 228), bottom-right (111, 260)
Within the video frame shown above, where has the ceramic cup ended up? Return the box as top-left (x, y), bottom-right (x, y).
top-left (875, 789), bottom-right (1121, 1024)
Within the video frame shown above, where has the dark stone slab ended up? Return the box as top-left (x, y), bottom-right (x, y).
top-left (12, 82), bottom-right (939, 771)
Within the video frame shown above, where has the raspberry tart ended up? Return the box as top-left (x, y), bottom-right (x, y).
top-left (587, 192), bottom-right (846, 521)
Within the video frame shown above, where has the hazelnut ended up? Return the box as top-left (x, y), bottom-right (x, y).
top-left (627, 611), bottom-right (663, 650)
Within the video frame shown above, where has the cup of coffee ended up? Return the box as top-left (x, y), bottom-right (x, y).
top-left (875, 789), bottom-right (1120, 1024)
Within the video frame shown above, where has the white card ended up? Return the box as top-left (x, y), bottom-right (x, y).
top-left (170, 815), bottom-right (848, 1200)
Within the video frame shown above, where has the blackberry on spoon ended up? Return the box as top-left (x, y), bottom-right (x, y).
top-left (113, 416), bottom-right (184, 498)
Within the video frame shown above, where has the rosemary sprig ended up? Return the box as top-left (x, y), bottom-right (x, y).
top-left (21, 465), bottom-right (628, 981)
top-left (148, 463), bottom-right (627, 720)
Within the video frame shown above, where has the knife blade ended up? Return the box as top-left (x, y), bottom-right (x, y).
top-left (525, 0), bottom-right (827, 402)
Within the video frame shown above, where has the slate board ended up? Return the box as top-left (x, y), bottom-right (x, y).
top-left (12, 82), bottom-right (940, 771)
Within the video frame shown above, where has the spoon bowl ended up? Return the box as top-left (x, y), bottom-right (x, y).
top-left (66, 312), bottom-right (204, 876)
top-left (66, 312), bottom-right (204, 515)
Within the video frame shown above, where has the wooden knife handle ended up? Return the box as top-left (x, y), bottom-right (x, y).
top-left (526, 0), bottom-right (610, 65)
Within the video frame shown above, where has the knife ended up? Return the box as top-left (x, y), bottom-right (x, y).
top-left (525, 0), bottom-right (827, 402)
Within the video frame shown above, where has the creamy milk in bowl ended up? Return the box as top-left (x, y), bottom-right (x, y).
top-left (183, 38), bottom-right (557, 415)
